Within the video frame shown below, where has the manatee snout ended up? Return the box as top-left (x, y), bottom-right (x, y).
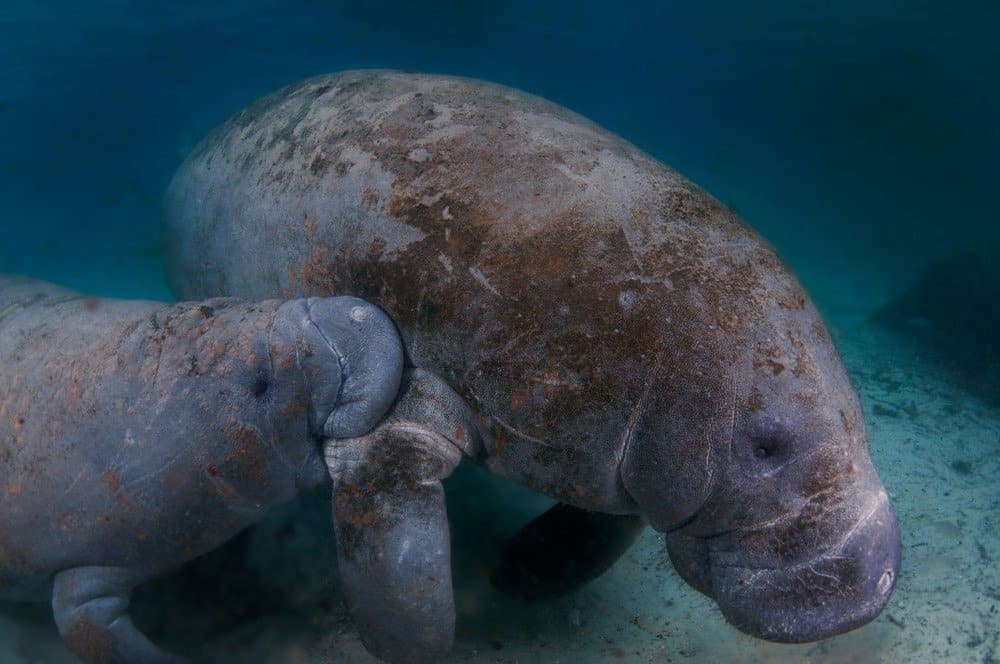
top-left (665, 475), bottom-right (901, 643)
top-left (271, 296), bottom-right (404, 440)
top-left (621, 311), bottom-right (901, 643)
top-left (684, 488), bottom-right (899, 643)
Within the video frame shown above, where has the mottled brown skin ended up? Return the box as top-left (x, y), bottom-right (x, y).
top-left (0, 281), bottom-right (310, 597)
top-left (0, 276), bottom-right (405, 662)
top-left (164, 70), bottom-right (901, 656)
top-left (165, 70), bottom-right (775, 513)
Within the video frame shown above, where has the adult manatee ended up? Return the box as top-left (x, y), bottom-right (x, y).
top-left (164, 70), bottom-right (901, 661)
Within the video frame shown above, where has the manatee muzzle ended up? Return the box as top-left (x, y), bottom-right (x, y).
top-left (666, 488), bottom-right (901, 643)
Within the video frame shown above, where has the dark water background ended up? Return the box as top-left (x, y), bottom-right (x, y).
top-left (1, 0), bottom-right (997, 313)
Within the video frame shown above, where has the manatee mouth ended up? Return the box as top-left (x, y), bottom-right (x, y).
top-left (666, 492), bottom-right (901, 643)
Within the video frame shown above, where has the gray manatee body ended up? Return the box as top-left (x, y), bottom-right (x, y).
top-left (0, 275), bottom-right (409, 662)
top-left (164, 70), bottom-right (902, 660)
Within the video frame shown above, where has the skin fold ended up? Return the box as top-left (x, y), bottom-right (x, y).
top-left (163, 70), bottom-right (901, 661)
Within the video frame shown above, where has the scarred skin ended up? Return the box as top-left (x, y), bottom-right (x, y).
top-left (164, 71), bottom-right (902, 661)
top-left (0, 275), bottom-right (407, 662)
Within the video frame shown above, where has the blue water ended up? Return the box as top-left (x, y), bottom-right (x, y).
top-left (3, 1), bottom-right (998, 308)
top-left (1, 2), bottom-right (997, 662)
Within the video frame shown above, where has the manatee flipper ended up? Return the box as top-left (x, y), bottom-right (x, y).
top-left (325, 368), bottom-right (480, 664)
top-left (491, 504), bottom-right (645, 600)
top-left (52, 566), bottom-right (185, 664)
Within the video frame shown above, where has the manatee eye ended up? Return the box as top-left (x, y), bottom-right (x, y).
top-left (250, 373), bottom-right (270, 397)
top-left (752, 436), bottom-right (781, 460)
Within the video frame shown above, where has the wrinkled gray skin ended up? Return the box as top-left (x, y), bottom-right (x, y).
top-left (0, 275), bottom-right (416, 662)
top-left (164, 71), bottom-right (901, 661)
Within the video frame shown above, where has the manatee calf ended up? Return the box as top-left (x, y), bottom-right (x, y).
top-left (164, 70), bottom-right (902, 661)
top-left (0, 275), bottom-right (455, 662)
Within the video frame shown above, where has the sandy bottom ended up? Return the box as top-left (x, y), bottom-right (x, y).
top-left (0, 290), bottom-right (996, 663)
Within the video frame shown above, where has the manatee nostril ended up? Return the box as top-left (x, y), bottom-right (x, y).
top-left (251, 375), bottom-right (270, 397)
top-left (877, 570), bottom-right (894, 594)
top-left (349, 305), bottom-right (370, 323)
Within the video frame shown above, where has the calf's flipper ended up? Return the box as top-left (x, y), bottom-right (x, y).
top-left (52, 566), bottom-right (186, 664)
top-left (491, 503), bottom-right (646, 600)
top-left (325, 368), bottom-right (480, 664)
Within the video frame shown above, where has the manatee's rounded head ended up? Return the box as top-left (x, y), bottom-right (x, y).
top-left (269, 296), bottom-right (404, 441)
top-left (620, 251), bottom-right (901, 643)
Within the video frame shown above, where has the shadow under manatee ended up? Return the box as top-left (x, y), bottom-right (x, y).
top-left (126, 460), bottom-right (563, 661)
top-left (131, 486), bottom-right (345, 661)
top-left (872, 249), bottom-right (1000, 406)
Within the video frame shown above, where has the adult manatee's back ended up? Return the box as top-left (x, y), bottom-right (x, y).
top-left (164, 71), bottom-right (900, 647)
top-left (165, 70), bottom-right (779, 508)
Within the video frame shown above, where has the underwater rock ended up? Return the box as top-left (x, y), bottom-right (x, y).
top-left (873, 250), bottom-right (1000, 405)
top-left (164, 70), bottom-right (902, 660)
